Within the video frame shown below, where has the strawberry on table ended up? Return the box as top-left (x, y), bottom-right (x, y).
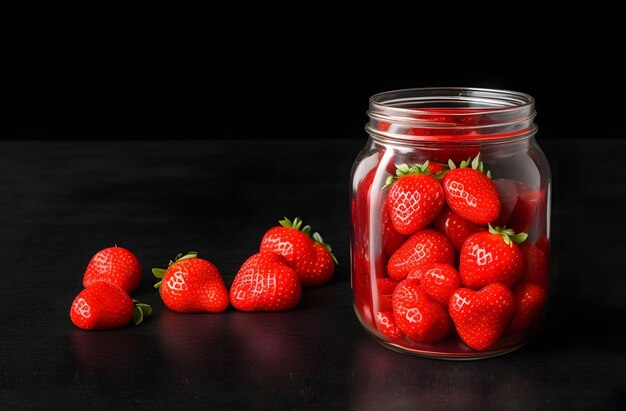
top-left (459, 225), bottom-right (527, 289)
top-left (70, 281), bottom-right (152, 330)
top-left (507, 282), bottom-right (547, 334)
top-left (392, 279), bottom-right (451, 343)
top-left (449, 283), bottom-right (516, 351)
top-left (407, 262), bottom-right (460, 308)
top-left (260, 217), bottom-right (337, 287)
top-left (83, 246), bottom-right (142, 293)
top-left (387, 229), bottom-right (455, 281)
top-left (301, 233), bottom-right (337, 287)
top-left (385, 162), bottom-right (445, 235)
top-left (153, 252), bottom-right (229, 313)
top-left (442, 154), bottom-right (501, 225)
top-left (230, 251), bottom-right (302, 312)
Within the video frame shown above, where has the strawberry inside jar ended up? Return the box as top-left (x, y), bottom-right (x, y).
top-left (351, 87), bottom-right (551, 359)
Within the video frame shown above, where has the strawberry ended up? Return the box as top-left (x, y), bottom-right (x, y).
top-left (230, 251), bottom-right (302, 311)
top-left (507, 282), bottom-right (546, 334)
top-left (70, 281), bottom-right (151, 330)
top-left (377, 121), bottom-right (391, 131)
top-left (459, 225), bottom-right (527, 289)
top-left (427, 161), bottom-right (447, 174)
top-left (506, 188), bottom-right (545, 234)
top-left (442, 154), bottom-right (501, 225)
top-left (492, 179), bottom-right (520, 227)
top-left (449, 283), bottom-right (515, 351)
top-left (392, 279), bottom-right (451, 343)
top-left (519, 242), bottom-right (549, 290)
top-left (376, 277), bottom-right (399, 312)
top-left (82, 246), bottom-right (142, 293)
top-left (376, 311), bottom-right (405, 341)
top-left (387, 229), bottom-right (455, 281)
top-left (535, 235), bottom-right (550, 256)
top-left (385, 162), bottom-right (445, 235)
top-left (260, 217), bottom-right (337, 287)
top-left (377, 277), bottom-right (400, 295)
top-left (434, 205), bottom-right (482, 252)
top-left (153, 252), bottom-right (229, 313)
top-left (407, 262), bottom-right (460, 308)
top-left (426, 146), bottom-right (481, 165)
top-left (382, 197), bottom-right (408, 256)
top-left (298, 233), bottom-right (337, 287)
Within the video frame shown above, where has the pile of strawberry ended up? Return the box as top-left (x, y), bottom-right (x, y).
top-left (70, 247), bottom-right (152, 330)
top-left (70, 217), bottom-right (337, 330)
top-left (371, 155), bottom-right (548, 351)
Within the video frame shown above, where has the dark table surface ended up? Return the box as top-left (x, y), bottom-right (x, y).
top-left (1, 138), bottom-right (625, 410)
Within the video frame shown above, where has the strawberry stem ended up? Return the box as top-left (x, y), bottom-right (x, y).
top-left (278, 217), bottom-right (313, 238)
top-left (488, 224), bottom-right (528, 247)
top-left (312, 232), bottom-right (339, 265)
top-left (131, 301), bottom-right (152, 326)
top-left (152, 251), bottom-right (199, 289)
top-left (384, 161), bottom-right (437, 189)
top-left (448, 152), bottom-right (492, 179)
top-left (278, 217), bottom-right (337, 264)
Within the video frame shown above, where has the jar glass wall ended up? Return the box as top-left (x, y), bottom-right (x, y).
top-left (350, 88), bottom-right (551, 359)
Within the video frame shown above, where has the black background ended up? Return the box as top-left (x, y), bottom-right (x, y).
top-left (2, 3), bottom-right (626, 408)
top-left (2, 2), bottom-right (624, 140)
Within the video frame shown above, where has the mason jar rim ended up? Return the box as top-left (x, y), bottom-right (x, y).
top-left (366, 87), bottom-right (537, 143)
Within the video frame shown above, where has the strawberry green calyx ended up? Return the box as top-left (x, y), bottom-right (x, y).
top-left (488, 224), bottom-right (528, 247)
top-left (384, 161), bottom-right (435, 188)
top-left (448, 153), bottom-right (492, 179)
top-left (279, 217), bottom-right (312, 236)
top-left (152, 251), bottom-right (199, 289)
top-left (312, 232), bottom-right (339, 265)
top-left (132, 301), bottom-right (152, 326)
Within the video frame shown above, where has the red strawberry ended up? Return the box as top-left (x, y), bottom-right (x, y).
top-left (82, 246), bottom-right (142, 293)
top-left (386, 162), bottom-right (445, 235)
top-left (298, 233), bottom-right (337, 287)
top-left (492, 179), bottom-right (520, 227)
top-left (376, 311), bottom-right (405, 340)
top-left (507, 283), bottom-right (546, 334)
top-left (407, 262), bottom-right (460, 308)
top-left (260, 217), bottom-right (337, 287)
top-left (427, 162), bottom-right (447, 174)
top-left (506, 188), bottom-right (544, 234)
top-left (449, 283), bottom-right (515, 351)
top-left (377, 277), bottom-right (400, 295)
top-left (153, 252), bottom-right (229, 313)
top-left (70, 281), bottom-right (151, 330)
top-left (434, 205), bottom-right (482, 252)
top-left (376, 277), bottom-right (399, 312)
top-left (426, 146), bottom-right (481, 165)
top-left (382, 197), bottom-right (408, 256)
top-left (387, 229), bottom-right (455, 281)
top-left (519, 242), bottom-right (549, 290)
top-left (442, 155), bottom-right (501, 225)
top-left (230, 251), bottom-right (302, 311)
top-left (377, 121), bottom-right (391, 131)
top-left (459, 226), bottom-right (526, 289)
top-left (392, 279), bottom-right (451, 342)
top-left (535, 235), bottom-right (550, 256)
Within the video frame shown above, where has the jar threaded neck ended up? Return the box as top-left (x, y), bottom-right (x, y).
top-left (367, 87), bottom-right (537, 143)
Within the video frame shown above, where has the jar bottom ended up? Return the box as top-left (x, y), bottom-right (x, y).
top-left (354, 304), bottom-right (528, 361)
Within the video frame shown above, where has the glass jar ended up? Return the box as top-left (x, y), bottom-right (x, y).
top-left (350, 87), bottom-right (550, 359)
